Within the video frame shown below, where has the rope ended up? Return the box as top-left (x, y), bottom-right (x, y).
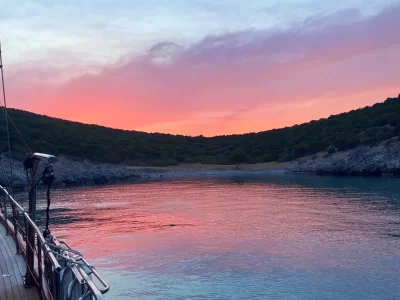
top-left (0, 153), bottom-right (11, 188)
top-left (41, 164), bottom-right (54, 238)
top-left (0, 42), bottom-right (33, 196)
top-left (43, 181), bottom-right (53, 238)
top-left (43, 242), bottom-right (83, 258)
top-left (0, 42), bottom-right (14, 194)
top-left (43, 248), bottom-right (94, 270)
top-left (0, 44), bottom-right (68, 300)
top-left (0, 106), bottom-right (33, 154)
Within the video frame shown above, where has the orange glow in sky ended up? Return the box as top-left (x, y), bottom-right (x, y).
top-left (3, 3), bottom-right (400, 136)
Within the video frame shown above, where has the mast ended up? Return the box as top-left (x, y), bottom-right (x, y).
top-left (0, 42), bottom-right (47, 287)
top-left (0, 41), bottom-right (13, 191)
top-left (0, 42), bottom-right (35, 286)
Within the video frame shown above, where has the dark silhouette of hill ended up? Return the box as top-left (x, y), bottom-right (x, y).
top-left (1, 95), bottom-right (400, 166)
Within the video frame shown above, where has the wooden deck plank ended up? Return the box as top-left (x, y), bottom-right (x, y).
top-left (2, 231), bottom-right (29, 300)
top-left (1, 228), bottom-right (35, 300)
top-left (0, 224), bottom-right (39, 300)
top-left (2, 233), bottom-right (33, 300)
top-left (0, 254), bottom-right (9, 300)
top-left (0, 262), bottom-right (14, 300)
top-left (0, 228), bottom-right (18, 300)
top-left (0, 248), bottom-right (13, 300)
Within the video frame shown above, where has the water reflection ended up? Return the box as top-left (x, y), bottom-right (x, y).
top-left (24, 174), bottom-right (400, 299)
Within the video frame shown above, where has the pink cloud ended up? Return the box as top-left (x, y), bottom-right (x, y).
top-left (6, 5), bottom-right (400, 136)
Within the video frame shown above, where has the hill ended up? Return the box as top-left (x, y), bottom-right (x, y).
top-left (1, 95), bottom-right (400, 166)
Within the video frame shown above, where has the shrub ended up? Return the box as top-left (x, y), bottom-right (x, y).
top-left (229, 149), bottom-right (249, 163)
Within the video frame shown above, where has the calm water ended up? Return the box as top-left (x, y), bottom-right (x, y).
top-left (33, 174), bottom-right (400, 299)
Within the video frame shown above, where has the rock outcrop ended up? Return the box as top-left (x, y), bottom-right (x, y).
top-left (2, 137), bottom-right (399, 189)
top-left (0, 155), bottom-right (158, 188)
top-left (284, 137), bottom-right (400, 176)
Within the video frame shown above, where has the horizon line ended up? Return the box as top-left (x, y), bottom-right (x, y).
top-left (9, 95), bottom-right (399, 138)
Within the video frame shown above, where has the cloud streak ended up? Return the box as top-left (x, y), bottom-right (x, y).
top-left (6, 4), bottom-right (400, 136)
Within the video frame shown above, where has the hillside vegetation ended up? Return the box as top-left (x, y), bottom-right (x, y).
top-left (1, 95), bottom-right (400, 166)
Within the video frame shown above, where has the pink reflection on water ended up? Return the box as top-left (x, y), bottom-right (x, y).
top-left (48, 179), bottom-right (398, 273)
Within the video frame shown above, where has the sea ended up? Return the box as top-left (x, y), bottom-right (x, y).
top-left (34, 173), bottom-right (400, 299)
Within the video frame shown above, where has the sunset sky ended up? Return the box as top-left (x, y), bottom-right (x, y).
top-left (1, 0), bottom-right (400, 136)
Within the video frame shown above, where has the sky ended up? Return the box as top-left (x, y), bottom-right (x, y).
top-left (1, 0), bottom-right (400, 136)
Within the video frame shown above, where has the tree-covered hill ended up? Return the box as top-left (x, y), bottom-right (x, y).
top-left (1, 95), bottom-right (400, 166)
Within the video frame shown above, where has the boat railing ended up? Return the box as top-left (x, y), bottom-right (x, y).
top-left (0, 184), bottom-right (109, 300)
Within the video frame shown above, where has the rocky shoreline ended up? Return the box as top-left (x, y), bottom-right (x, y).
top-left (1, 137), bottom-right (399, 189)
top-left (284, 137), bottom-right (400, 176)
top-left (0, 155), bottom-right (163, 189)
top-left (0, 155), bottom-right (285, 189)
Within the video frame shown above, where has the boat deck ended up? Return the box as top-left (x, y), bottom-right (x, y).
top-left (0, 224), bottom-right (40, 300)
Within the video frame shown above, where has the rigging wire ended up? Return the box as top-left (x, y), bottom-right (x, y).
top-left (0, 40), bottom-right (14, 193)
top-left (0, 42), bottom-right (56, 242)
top-left (0, 152), bottom-right (11, 188)
top-left (0, 104), bottom-right (33, 155)
top-left (0, 41), bottom-right (33, 197)
top-left (0, 43), bottom-right (70, 298)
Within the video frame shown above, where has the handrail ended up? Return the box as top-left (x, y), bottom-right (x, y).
top-left (57, 239), bottom-right (110, 294)
top-left (24, 214), bottom-right (62, 271)
top-left (0, 184), bottom-right (109, 300)
top-left (79, 257), bottom-right (110, 294)
top-left (1, 185), bottom-right (61, 271)
top-left (1, 185), bottom-right (24, 211)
